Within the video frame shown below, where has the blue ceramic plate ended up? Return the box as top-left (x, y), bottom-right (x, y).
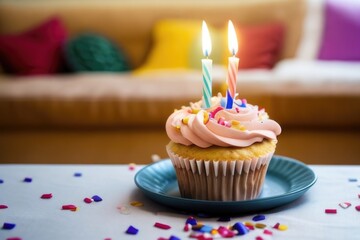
top-left (134, 155), bottom-right (317, 215)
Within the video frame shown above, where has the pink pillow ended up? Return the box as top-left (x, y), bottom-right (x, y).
top-left (235, 23), bottom-right (284, 69)
top-left (0, 17), bottom-right (67, 75)
top-left (318, 0), bottom-right (360, 61)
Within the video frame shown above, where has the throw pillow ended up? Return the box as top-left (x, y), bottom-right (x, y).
top-left (234, 22), bottom-right (285, 69)
top-left (0, 17), bottom-right (67, 75)
top-left (318, 0), bottom-right (360, 61)
top-left (64, 34), bottom-right (130, 72)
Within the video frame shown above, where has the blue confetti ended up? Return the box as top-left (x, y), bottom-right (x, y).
top-left (92, 195), bottom-right (103, 202)
top-left (199, 225), bottom-right (213, 233)
top-left (74, 172), bottom-right (82, 177)
top-left (125, 225), bottom-right (138, 235)
top-left (185, 217), bottom-right (197, 226)
top-left (252, 214), bottom-right (266, 221)
top-left (169, 236), bottom-right (181, 240)
top-left (0, 179), bottom-right (3, 184)
top-left (232, 222), bottom-right (248, 235)
top-left (348, 178), bottom-right (358, 182)
top-left (2, 222), bottom-right (16, 230)
top-left (23, 177), bottom-right (32, 183)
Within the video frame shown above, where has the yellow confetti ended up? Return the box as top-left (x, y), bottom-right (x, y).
top-left (130, 201), bottom-right (144, 207)
top-left (278, 224), bottom-right (288, 231)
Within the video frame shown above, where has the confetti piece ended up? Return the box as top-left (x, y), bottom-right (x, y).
top-left (232, 222), bottom-right (248, 235)
top-left (255, 237), bottom-right (264, 240)
top-left (74, 172), bottom-right (82, 177)
top-left (263, 229), bottom-right (273, 235)
top-left (154, 222), bottom-right (171, 230)
top-left (348, 178), bottom-right (358, 182)
top-left (278, 224), bottom-right (288, 231)
top-left (199, 225), bottom-right (213, 233)
top-left (339, 202), bottom-right (351, 209)
top-left (356, 205), bottom-right (360, 211)
top-left (358, 194), bottom-right (360, 198)
top-left (183, 223), bottom-right (191, 232)
top-left (0, 205), bottom-right (8, 209)
top-left (130, 201), bottom-right (143, 207)
top-left (217, 216), bottom-right (231, 222)
top-left (6, 238), bottom-right (22, 240)
top-left (84, 197), bottom-right (93, 204)
top-left (325, 209), bottom-right (337, 214)
top-left (104, 238), bottom-right (112, 240)
top-left (255, 223), bottom-right (267, 229)
top-left (92, 195), bottom-right (103, 202)
top-left (217, 226), bottom-right (235, 238)
top-left (125, 225), bottom-right (138, 235)
top-left (169, 236), bottom-right (181, 240)
top-left (192, 224), bottom-right (204, 231)
top-left (2, 222), bottom-right (16, 230)
top-left (252, 214), bottom-right (265, 221)
top-left (128, 163), bottom-right (136, 171)
top-left (41, 193), bottom-right (53, 199)
top-left (62, 205), bottom-right (77, 211)
top-left (186, 217), bottom-right (197, 225)
top-left (23, 177), bottom-right (32, 183)
top-left (0, 179), bottom-right (3, 184)
top-left (273, 223), bottom-right (280, 229)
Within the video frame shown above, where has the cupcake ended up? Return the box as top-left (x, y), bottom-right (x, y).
top-left (165, 94), bottom-right (281, 201)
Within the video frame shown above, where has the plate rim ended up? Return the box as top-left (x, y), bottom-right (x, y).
top-left (135, 155), bottom-right (317, 208)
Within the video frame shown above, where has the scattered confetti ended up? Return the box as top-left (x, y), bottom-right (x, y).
top-left (199, 225), bottom-right (213, 233)
top-left (348, 178), bottom-right (358, 182)
top-left (104, 238), bottom-right (112, 240)
top-left (358, 194), bottom-right (360, 198)
top-left (273, 223), bottom-right (280, 229)
top-left (61, 205), bottom-right (77, 211)
top-left (255, 236), bottom-right (264, 240)
top-left (232, 222), bottom-right (248, 235)
top-left (183, 223), bottom-right (191, 232)
top-left (278, 224), bottom-right (288, 231)
top-left (74, 172), bottom-right (82, 177)
top-left (192, 224), bottom-right (204, 231)
top-left (0, 205), bottom-right (8, 209)
top-left (169, 236), bottom-right (181, 240)
top-left (41, 193), bottom-right (53, 199)
top-left (23, 177), bottom-right (32, 183)
top-left (186, 217), bottom-right (197, 225)
top-left (339, 202), bottom-right (351, 209)
top-left (217, 226), bottom-right (235, 238)
top-left (130, 201), bottom-right (143, 207)
top-left (84, 197), bottom-right (93, 204)
top-left (125, 225), bottom-right (138, 235)
top-left (255, 223), bottom-right (267, 229)
top-left (154, 222), bottom-right (171, 230)
top-left (6, 238), bottom-right (22, 240)
top-left (263, 229), bottom-right (273, 235)
top-left (92, 195), bottom-right (103, 202)
top-left (355, 205), bottom-right (360, 211)
top-left (2, 222), bottom-right (16, 230)
top-left (0, 179), bottom-right (3, 184)
top-left (128, 163), bottom-right (136, 171)
top-left (217, 216), bottom-right (231, 222)
top-left (252, 214), bottom-right (266, 221)
top-left (325, 209), bottom-right (337, 214)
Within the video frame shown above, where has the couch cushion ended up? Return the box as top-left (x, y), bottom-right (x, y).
top-left (64, 33), bottom-right (130, 72)
top-left (0, 17), bottom-right (67, 75)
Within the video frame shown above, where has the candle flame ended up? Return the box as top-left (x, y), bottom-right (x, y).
top-left (228, 20), bottom-right (238, 56)
top-left (202, 21), bottom-right (212, 57)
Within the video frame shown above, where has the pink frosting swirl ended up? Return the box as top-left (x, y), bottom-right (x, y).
top-left (166, 95), bottom-right (281, 148)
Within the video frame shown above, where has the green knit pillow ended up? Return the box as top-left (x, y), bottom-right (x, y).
top-left (65, 33), bottom-right (130, 72)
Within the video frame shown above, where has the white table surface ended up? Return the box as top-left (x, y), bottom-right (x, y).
top-left (0, 162), bottom-right (359, 240)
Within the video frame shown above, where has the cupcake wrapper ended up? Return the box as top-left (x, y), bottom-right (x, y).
top-left (167, 148), bottom-right (274, 201)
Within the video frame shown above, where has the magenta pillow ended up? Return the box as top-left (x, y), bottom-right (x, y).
top-left (0, 17), bottom-right (67, 75)
top-left (318, 0), bottom-right (360, 61)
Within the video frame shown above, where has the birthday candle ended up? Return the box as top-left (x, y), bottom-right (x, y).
top-left (226, 20), bottom-right (239, 109)
top-left (201, 20), bottom-right (212, 109)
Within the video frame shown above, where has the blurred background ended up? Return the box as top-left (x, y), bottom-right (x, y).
top-left (0, 0), bottom-right (359, 165)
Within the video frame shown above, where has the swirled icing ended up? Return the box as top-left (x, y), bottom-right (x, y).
top-left (166, 94), bottom-right (281, 148)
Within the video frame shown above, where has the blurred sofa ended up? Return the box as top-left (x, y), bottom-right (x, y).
top-left (0, 0), bottom-right (359, 165)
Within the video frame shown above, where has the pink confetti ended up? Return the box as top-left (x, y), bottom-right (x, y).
top-left (339, 202), bottom-right (351, 209)
top-left (6, 238), bottom-right (22, 240)
top-left (183, 223), bottom-right (191, 232)
top-left (273, 223), bottom-right (280, 229)
top-left (128, 163), bottom-right (136, 171)
top-left (255, 237), bottom-right (264, 240)
top-left (325, 209), bottom-right (337, 214)
top-left (217, 226), bottom-right (235, 238)
top-left (154, 222), bottom-right (171, 230)
top-left (41, 193), bottom-right (53, 199)
top-left (263, 229), bottom-right (273, 235)
top-left (0, 205), bottom-right (8, 209)
top-left (355, 205), bottom-right (360, 211)
top-left (84, 197), bottom-right (93, 204)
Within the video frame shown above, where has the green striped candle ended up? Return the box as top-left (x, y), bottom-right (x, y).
top-left (202, 21), bottom-right (212, 109)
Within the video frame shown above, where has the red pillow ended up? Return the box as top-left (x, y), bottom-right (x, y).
top-left (235, 23), bottom-right (284, 69)
top-left (0, 17), bottom-right (67, 75)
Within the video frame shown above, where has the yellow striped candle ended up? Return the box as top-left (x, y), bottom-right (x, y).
top-left (226, 20), bottom-right (239, 109)
top-left (201, 21), bottom-right (212, 109)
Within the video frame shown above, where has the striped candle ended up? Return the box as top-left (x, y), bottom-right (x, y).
top-left (201, 21), bottom-right (212, 109)
top-left (226, 20), bottom-right (239, 109)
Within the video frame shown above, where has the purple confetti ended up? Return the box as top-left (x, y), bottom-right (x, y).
top-left (252, 214), bottom-right (266, 221)
top-left (2, 222), bottom-right (16, 230)
top-left (0, 179), bottom-right (3, 184)
top-left (23, 177), bottom-right (32, 183)
top-left (233, 222), bottom-right (249, 235)
top-left (125, 225), bottom-right (138, 235)
top-left (74, 172), bottom-right (82, 177)
top-left (169, 236), bottom-right (181, 240)
top-left (92, 195), bottom-right (102, 202)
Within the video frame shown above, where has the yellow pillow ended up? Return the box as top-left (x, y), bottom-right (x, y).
top-left (136, 19), bottom-right (226, 73)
